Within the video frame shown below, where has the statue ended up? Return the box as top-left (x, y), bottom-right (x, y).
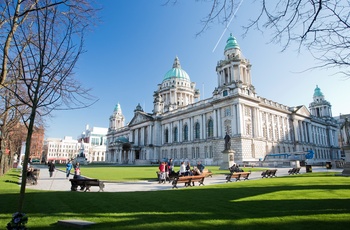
top-left (341, 118), bottom-right (350, 145)
top-left (224, 132), bottom-right (231, 150)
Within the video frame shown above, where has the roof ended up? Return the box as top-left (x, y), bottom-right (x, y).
top-left (313, 85), bottom-right (324, 97)
top-left (114, 136), bottom-right (129, 143)
top-left (224, 33), bottom-right (240, 51)
top-left (114, 102), bottom-right (122, 113)
top-left (163, 56), bottom-right (190, 82)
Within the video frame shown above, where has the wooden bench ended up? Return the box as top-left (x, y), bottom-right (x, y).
top-left (225, 172), bottom-right (251, 182)
top-left (26, 170), bottom-right (38, 185)
top-left (288, 168), bottom-right (301, 175)
top-left (201, 169), bottom-right (213, 177)
top-left (172, 175), bottom-right (206, 189)
top-left (261, 169), bottom-right (278, 178)
top-left (69, 178), bottom-right (105, 192)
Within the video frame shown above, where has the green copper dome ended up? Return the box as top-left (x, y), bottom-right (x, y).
top-left (224, 33), bottom-right (240, 51)
top-left (115, 136), bottom-right (129, 143)
top-left (313, 85), bottom-right (324, 97)
top-left (114, 102), bottom-right (121, 112)
top-left (163, 56), bottom-right (190, 82)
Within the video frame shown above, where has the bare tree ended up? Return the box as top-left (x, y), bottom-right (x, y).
top-left (0, 0), bottom-right (97, 213)
top-left (0, 82), bottom-right (30, 176)
top-left (167, 0), bottom-right (350, 77)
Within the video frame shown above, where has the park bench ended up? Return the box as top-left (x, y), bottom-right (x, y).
top-left (225, 172), bottom-right (251, 182)
top-left (172, 175), bottom-right (206, 189)
top-left (261, 169), bottom-right (277, 178)
top-left (201, 169), bottom-right (213, 177)
top-left (288, 168), bottom-right (301, 175)
top-left (26, 169), bottom-right (38, 185)
top-left (69, 178), bottom-right (105, 192)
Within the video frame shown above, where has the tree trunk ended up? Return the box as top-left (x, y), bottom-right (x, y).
top-left (17, 109), bottom-right (36, 213)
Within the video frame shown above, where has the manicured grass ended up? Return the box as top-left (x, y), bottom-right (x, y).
top-left (1, 168), bottom-right (349, 229)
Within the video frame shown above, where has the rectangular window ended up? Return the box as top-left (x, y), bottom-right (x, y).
top-left (225, 107), bottom-right (231, 116)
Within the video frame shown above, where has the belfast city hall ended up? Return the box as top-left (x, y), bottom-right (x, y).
top-left (106, 34), bottom-right (340, 166)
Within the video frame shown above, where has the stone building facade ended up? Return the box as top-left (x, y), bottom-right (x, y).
top-left (106, 34), bottom-right (340, 166)
top-left (78, 125), bottom-right (108, 162)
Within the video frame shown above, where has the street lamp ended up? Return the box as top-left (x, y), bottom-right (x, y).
top-left (0, 119), bottom-right (3, 150)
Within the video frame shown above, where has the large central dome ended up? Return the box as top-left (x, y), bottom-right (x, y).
top-left (163, 56), bottom-right (190, 82)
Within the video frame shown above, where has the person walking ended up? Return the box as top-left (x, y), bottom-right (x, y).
top-left (66, 161), bottom-right (73, 179)
top-left (48, 161), bottom-right (55, 177)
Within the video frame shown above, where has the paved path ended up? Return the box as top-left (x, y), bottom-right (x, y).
top-left (25, 165), bottom-right (343, 192)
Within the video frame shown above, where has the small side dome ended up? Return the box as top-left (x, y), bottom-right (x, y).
top-left (163, 56), bottom-right (190, 82)
top-left (224, 33), bottom-right (240, 51)
top-left (115, 136), bottom-right (129, 143)
top-left (113, 102), bottom-right (122, 115)
top-left (134, 103), bottom-right (143, 112)
top-left (313, 85), bottom-right (324, 97)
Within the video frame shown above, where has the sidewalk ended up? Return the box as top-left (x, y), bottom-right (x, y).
top-left (26, 165), bottom-right (343, 192)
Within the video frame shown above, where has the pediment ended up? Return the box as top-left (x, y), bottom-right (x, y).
top-left (293, 105), bottom-right (311, 117)
top-left (129, 112), bottom-right (153, 126)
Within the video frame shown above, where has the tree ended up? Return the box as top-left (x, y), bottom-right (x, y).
top-left (0, 0), bottom-right (97, 214)
top-left (168, 0), bottom-right (350, 77)
top-left (0, 83), bottom-right (29, 176)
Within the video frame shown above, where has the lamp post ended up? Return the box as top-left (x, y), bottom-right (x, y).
top-left (0, 119), bottom-right (3, 157)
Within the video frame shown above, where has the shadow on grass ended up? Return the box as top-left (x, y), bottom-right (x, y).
top-left (4, 179), bottom-right (20, 185)
top-left (1, 182), bottom-right (350, 229)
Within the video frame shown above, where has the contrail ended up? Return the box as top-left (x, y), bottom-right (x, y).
top-left (212, 0), bottom-right (245, 53)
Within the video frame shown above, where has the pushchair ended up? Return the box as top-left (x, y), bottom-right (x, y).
top-left (158, 172), bottom-right (166, 184)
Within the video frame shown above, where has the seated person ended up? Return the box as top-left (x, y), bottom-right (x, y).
top-left (197, 161), bottom-right (205, 173)
top-left (26, 168), bottom-right (37, 185)
top-left (179, 161), bottom-right (186, 176)
top-left (192, 166), bottom-right (201, 175)
top-left (185, 162), bottom-right (193, 176)
top-left (229, 164), bottom-right (244, 173)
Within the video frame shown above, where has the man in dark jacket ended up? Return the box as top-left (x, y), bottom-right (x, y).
top-left (48, 161), bottom-right (55, 177)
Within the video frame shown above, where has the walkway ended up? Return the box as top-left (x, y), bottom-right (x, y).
top-left (26, 165), bottom-right (343, 192)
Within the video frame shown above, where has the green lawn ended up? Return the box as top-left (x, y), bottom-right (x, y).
top-left (1, 167), bottom-right (350, 229)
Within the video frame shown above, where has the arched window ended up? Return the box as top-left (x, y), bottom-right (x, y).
top-left (165, 128), bottom-right (169, 143)
top-left (173, 127), bottom-right (178, 142)
top-left (195, 122), bottom-right (200, 139)
top-left (207, 119), bottom-right (214, 138)
top-left (183, 124), bottom-right (188, 141)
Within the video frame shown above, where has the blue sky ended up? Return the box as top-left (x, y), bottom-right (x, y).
top-left (45, 0), bottom-right (350, 138)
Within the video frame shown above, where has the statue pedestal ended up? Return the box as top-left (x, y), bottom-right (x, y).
top-left (342, 146), bottom-right (350, 176)
top-left (342, 162), bottom-right (350, 176)
top-left (220, 149), bottom-right (235, 170)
